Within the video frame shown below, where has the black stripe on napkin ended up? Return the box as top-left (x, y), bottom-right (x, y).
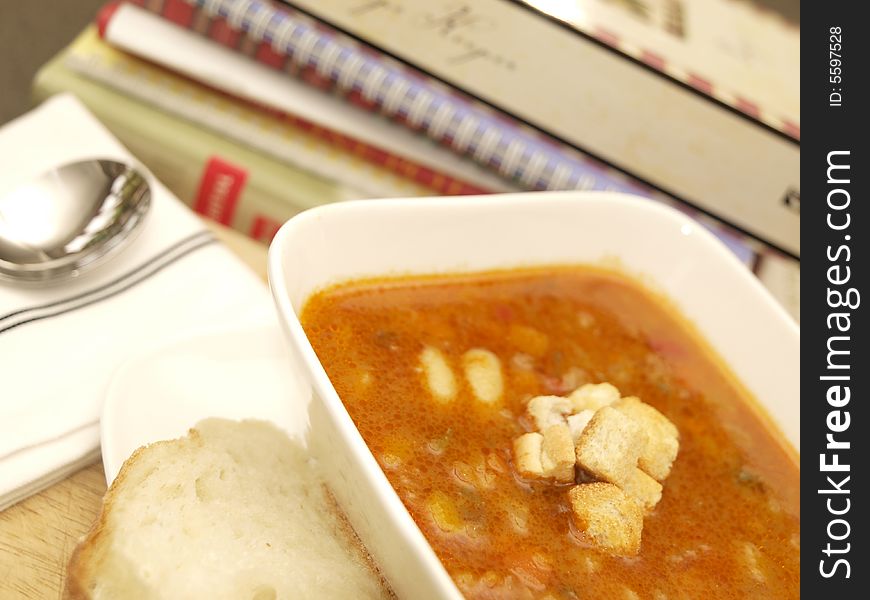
top-left (0, 231), bottom-right (213, 323)
top-left (0, 231), bottom-right (216, 336)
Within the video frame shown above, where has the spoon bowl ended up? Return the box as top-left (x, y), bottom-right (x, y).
top-left (0, 159), bottom-right (151, 283)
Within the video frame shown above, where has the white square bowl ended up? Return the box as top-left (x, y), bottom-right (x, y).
top-left (267, 191), bottom-right (799, 599)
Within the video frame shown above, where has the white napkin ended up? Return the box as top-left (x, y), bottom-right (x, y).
top-left (0, 94), bottom-right (273, 511)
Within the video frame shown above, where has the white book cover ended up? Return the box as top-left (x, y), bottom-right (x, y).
top-left (519, 0), bottom-right (799, 134)
top-left (283, 0), bottom-right (800, 256)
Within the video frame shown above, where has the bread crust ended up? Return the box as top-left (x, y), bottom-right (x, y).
top-left (64, 423), bottom-right (391, 599)
top-left (63, 433), bottom-right (202, 599)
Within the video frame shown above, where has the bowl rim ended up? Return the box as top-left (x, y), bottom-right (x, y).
top-left (270, 190), bottom-right (798, 338)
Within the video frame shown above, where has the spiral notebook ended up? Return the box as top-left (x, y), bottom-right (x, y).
top-left (126, 0), bottom-right (798, 260)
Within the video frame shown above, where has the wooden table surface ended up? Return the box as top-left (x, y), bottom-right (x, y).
top-left (0, 222), bottom-right (269, 599)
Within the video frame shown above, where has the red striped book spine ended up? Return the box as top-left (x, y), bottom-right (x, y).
top-left (116, 0), bottom-right (491, 196)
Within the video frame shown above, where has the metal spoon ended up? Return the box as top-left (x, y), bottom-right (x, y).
top-left (0, 159), bottom-right (151, 284)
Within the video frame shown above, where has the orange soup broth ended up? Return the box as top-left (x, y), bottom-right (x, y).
top-left (301, 266), bottom-right (799, 599)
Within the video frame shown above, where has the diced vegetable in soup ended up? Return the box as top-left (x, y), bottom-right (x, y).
top-left (301, 266), bottom-right (799, 599)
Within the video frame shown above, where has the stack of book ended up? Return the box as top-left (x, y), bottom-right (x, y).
top-left (32, 0), bottom-right (799, 318)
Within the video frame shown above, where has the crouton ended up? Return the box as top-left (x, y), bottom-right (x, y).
top-left (526, 395), bottom-right (573, 430)
top-left (419, 346), bottom-right (457, 403)
top-left (540, 424), bottom-right (575, 483)
top-left (513, 426), bottom-right (575, 483)
top-left (569, 383), bottom-right (621, 412)
top-left (574, 407), bottom-right (648, 487)
top-left (513, 432), bottom-right (544, 478)
top-left (622, 468), bottom-right (663, 513)
top-left (462, 348), bottom-right (503, 404)
top-left (568, 483), bottom-right (643, 556)
top-left (566, 409), bottom-right (594, 442)
top-left (614, 396), bottom-right (679, 480)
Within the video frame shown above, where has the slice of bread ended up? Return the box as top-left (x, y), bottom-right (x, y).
top-left (65, 419), bottom-right (391, 600)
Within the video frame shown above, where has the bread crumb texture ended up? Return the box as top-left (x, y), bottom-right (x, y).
top-left (513, 382), bottom-right (680, 556)
top-left (65, 419), bottom-right (391, 600)
top-left (568, 483), bottom-right (643, 557)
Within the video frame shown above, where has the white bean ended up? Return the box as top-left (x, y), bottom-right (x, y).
top-left (420, 346), bottom-right (457, 403)
top-left (462, 348), bottom-right (504, 404)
